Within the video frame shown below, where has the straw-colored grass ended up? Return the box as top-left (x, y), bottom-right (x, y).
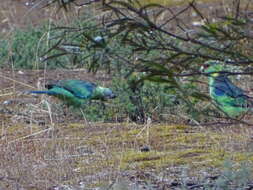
top-left (1, 119), bottom-right (253, 188)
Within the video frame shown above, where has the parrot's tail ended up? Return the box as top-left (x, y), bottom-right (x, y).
top-left (27, 90), bottom-right (56, 95)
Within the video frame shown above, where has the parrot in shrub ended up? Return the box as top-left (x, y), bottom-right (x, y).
top-left (28, 79), bottom-right (116, 107)
top-left (201, 60), bottom-right (253, 118)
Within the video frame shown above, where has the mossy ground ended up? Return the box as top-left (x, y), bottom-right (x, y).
top-left (1, 114), bottom-right (253, 189)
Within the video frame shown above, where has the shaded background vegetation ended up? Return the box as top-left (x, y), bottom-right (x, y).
top-left (1, 0), bottom-right (253, 125)
top-left (7, 0), bottom-right (251, 124)
top-left (1, 0), bottom-right (253, 189)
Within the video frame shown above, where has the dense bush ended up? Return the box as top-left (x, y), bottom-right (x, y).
top-left (2, 0), bottom-right (253, 124)
top-left (37, 0), bottom-right (253, 124)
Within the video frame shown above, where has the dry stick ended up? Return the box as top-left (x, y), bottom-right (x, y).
top-left (0, 74), bottom-right (35, 89)
top-left (7, 127), bottom-right (53, 144)
top-left (135, 117), bottom-right (152, 145)
top-left (0, 92), bottom-right (14, 97)
top-left (44, 100), bottom-right (54, 125)
top-left (80, 108), bottom-right (91, 127)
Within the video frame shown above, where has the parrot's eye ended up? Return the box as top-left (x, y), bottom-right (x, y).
top-left (203, 64), bottom-right (210, 69)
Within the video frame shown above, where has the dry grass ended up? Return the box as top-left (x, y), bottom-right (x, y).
top-left (0, 95), bottom-right (253, 189)
top-left (1, 74), bottom-right (253, 188)
top-left (1, 73), bottom-right (253, 189)
top-left (1, 110), bottom-right (253, 189)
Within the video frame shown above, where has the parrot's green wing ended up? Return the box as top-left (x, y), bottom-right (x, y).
top-left (56, 80), bottom-right (96, 99)
top-left (48, 86), bottom-right (85, 107)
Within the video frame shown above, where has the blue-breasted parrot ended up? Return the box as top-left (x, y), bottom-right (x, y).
top-left (202, 60), bottom-right (253, 118)
top-left (28, 79), bottom-right (116, 107)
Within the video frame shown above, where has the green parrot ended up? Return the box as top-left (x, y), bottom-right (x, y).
top-left (28, 79), bottom-right (116, 107)
top-left (202, 60), bottom-right (253, 118)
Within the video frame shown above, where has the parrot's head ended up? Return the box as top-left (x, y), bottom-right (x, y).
top-left (99, 87), bottom-right (117, 100)
top-left (201, 60), bottom-right (224, 77)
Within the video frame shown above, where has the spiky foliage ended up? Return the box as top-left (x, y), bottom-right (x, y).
top-left (37, 0), bottom-right (253, 123)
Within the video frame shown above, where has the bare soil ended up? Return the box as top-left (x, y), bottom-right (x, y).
top-left (0, 0), bottom-right (82, 33)
top-left (0, 0), bottom-right (47, 32)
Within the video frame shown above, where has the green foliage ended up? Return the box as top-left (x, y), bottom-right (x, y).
top-left (110, 76), bottom-right (180, 122)
top-left (69, 101), bottom-right (108, 121)
top-left (0, 26), bottom-right (46, 69)
top-left (0, 37), bottom-right (8, 68)
top-left (11, 27), bottom-right (44, 68)
top-left (0, 23), bottom-right (88, 69)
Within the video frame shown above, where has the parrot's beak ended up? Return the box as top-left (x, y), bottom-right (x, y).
top-left (104, 93), bottom-right (117, 100)
top-left (110, 93), bottom-right (117, 99)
